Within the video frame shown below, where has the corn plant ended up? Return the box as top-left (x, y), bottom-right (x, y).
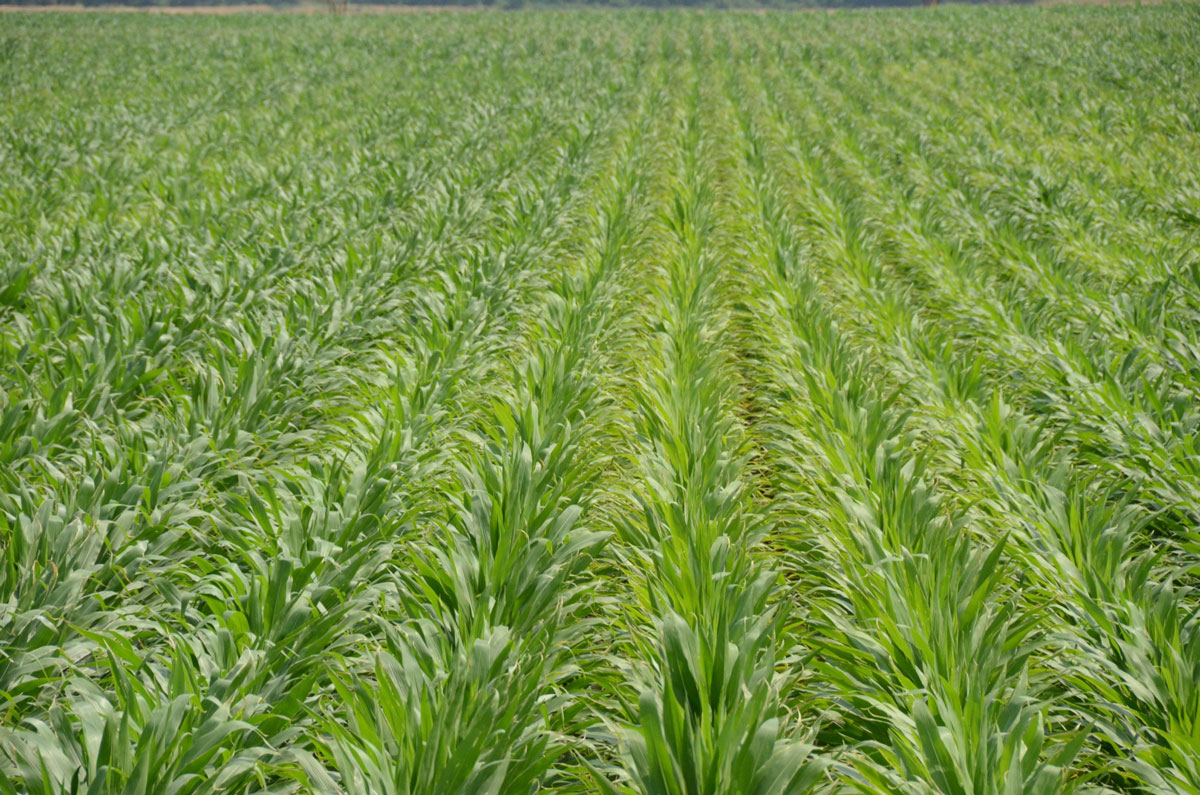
top-left (2, 6), bottom-right (1199, 793)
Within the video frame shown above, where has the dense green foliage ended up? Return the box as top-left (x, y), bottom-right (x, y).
top-left (2, 5), bottom-right (1200, 792)
top-left (0, 1), bottom-right (1012, 9)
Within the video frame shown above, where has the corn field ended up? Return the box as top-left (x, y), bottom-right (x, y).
top-left (2, 6), bottom-right (1200, 793)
